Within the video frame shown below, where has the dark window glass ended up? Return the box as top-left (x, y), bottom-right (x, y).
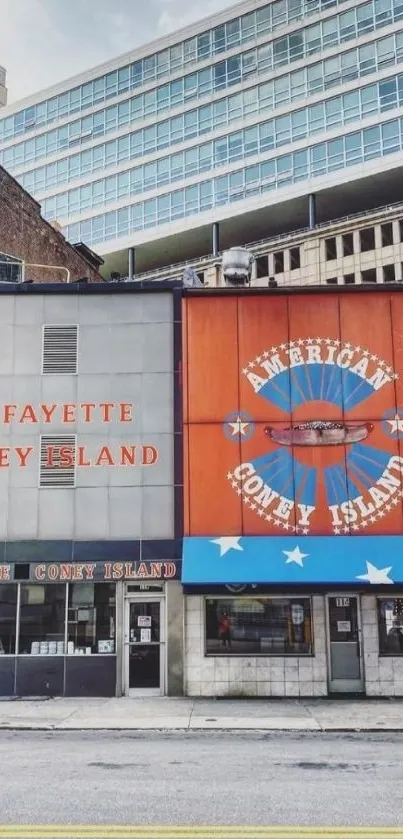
top-left (274, 251), bottom-right (284, 273)
top-left (378, 599), bottom-right (403, 655)
top-left (344, 273), bottom-right (355, 284)
top-left (361, 268), bottom-right (377, 283)
top-left (68, 583), bottom-right (116, 654)
top-left (18, 584), bottom-right (66, 655)
top-left (400, 220), bottom-right (403, 242)
top-left (205, 597), bottom-right (312, 656)
top-left (325, 237), bottom-right (337, 260)
top-left (326, 277), bottom-right (338, 284)
top-left (342, 232), bottom-right (354, 255)
top-left (383, 264), bottom-right (396, 282)
top-left (359, 227), bottom-right (375, 252)
top-left (290, 246), bottom-right (300, 270)
top-left (0, 585), bottom-right (17, 654)
top-left (256, 255), bottom-right (268, 278)
top-left (381, 222), bottom-right (394, 246)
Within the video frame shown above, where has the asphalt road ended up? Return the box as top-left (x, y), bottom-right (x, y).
top-left (0, 731), bottom-right (402, 828)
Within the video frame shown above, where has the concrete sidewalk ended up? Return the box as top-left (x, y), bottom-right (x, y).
top-left (0, 696), bottom-right (403, 731)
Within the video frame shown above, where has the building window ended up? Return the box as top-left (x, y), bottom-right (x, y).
top-left (342, 233), bottom-right (354, 256)
top-left (68, 583), bottom-right (116, 654)
top-left (274, 251), bottom-right (284, 273)
top-left (256, 255), bottom-right (268, 278)
top-left (0, 585), bottom-right (17, 654)
top-left (383, 264), bottom-right (396, 283)
top-left (381, 222), bottom-right (394, 247)
top-left (325, 237), bottom-right (337, 260)
top-left (289, 247), bottom-right (300, 270)
top-left (378, 599), bottom-right (403, 655)
top-left (361, 268), bottom-right (377, 283)
top-left (18, 584), bottom-right (66, 655)
top-left (326, 277), bottom-right (338, 285)
top-left (205, 597), bottom-right (312, 656)
top-left (344, 273), bottom-right (355, 284)
top-left (359, 227), bottom-right (375, 252)
top-left (400, 220), bottom-right (403, 243)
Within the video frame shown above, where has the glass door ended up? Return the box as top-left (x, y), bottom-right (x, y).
top-left (326, 595), bottom-right (364, 693)
top-left (125, 598), bottom-right (164, 695)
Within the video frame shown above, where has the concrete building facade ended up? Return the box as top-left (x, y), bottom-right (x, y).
top-left (0, 283), bottom-right (183, 698)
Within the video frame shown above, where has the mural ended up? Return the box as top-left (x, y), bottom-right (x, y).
top-left (183, 292), bottom-right (403, 537)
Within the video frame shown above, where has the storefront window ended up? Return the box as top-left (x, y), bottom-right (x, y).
top-left (0, 585), bottom-right (17, 654)
top-left (67, 583), bottom-right (116, 655)
top-left (378, 598), bottom-right (403, 655)
top-left (18, 584), bottom-right (66, 655)
top-left (205, 597), bottom-right (312, 656)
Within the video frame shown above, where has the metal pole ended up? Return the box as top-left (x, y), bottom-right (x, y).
top-left (308, 194), bottom-right (316, 229)
top-left (212, 222), bottom-right (220, 257)
top-left (128, 247), bottom-right (135, 281)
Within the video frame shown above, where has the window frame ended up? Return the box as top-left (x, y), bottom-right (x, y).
top-left (377, 597), bottom-right (403, 656)
top-left (204, 595), bottom-right (314, 657)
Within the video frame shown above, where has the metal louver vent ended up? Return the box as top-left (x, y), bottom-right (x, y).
top-left (42, 325), bottom-right (78, 374)
top-left (39, 435), bottom-right (76, 488)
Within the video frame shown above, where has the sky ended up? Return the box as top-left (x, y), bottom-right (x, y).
top-left (0, 0), bottom-right (234, 104)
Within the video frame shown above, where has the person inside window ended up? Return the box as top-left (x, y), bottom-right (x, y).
top-left (218, 611), bottom-right (232, 649)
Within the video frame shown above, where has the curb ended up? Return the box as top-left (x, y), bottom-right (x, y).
top-left (0, 724), bottom-right (403, 732)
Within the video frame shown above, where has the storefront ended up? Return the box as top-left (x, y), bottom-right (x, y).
top-left (0, 555), bottom-right (181, 696)
top-left (0, 283), bottom-right (183, 697)
top-left (181, 286), bottom-right (403, 698)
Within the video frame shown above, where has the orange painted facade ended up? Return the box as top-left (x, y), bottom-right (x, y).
top-left (183, 291), bottom-right (403, 537)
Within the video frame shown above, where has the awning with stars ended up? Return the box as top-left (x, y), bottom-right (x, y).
top-left (181, 535), bottom-right (403, 586)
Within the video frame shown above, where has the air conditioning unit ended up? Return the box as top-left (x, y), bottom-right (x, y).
top-left (222, 247), bottom-right (254, 286)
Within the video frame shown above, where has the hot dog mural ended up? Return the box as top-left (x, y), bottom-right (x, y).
top-left (183, 291), bottom-right (403, 537)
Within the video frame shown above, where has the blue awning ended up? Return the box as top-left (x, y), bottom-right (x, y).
top-left (182, 535), bottom-right (403, 586)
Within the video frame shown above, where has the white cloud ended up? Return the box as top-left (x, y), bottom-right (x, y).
top-left (0, 0), bottom-right (233, 103)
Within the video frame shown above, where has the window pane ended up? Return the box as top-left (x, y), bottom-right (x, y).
top-left (68, 583), bottom-right (116, 655)
top-left (205, 597), bottom-right (312, 655)
top-left (378, 598), bottom-right (403, 654)
top-left (18, 584), bottom-right (66, 655)
top-left (0, 584), bottom-right (17, 654)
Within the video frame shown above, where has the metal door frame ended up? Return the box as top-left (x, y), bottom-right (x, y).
top-left (124, 594), bottom-right (166, 696)
top-left (325, 593), bottom-right (364, 693)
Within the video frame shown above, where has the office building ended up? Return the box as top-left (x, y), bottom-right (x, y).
top-left (0, 66), bottom-right (7, 107)
top-left (0, 0), bottom-right (402, 279)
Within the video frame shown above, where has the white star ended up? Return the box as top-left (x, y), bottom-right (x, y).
top-left (344, 342), bottom-right (352, 350)
top-left (280, 342), bottom-right (287, 350)
top-left (244, 497), bottom-right (250, 506)
top-left (378, 359), bottom-right (386, 368)
top-left (355, 345), bottom-right (362, 352)
top-left (363, 349), bottom-right (370, 357)
top-left (283, 545), bottom-right (308, 567)
top-left (302, 528), bottom-right (309, 535)
top-left (334, 527), bottom-right (341, 535)
top-left (242, 367), bottom-right (249, 375)
top-left (315, 337), bottom-right (322, 344)
top-left (343, 525), bottom-right (349, 534)
top-left (305, 338), bottom-right (313, 345)
top-left (262, 350), bottom-right (269, 359)
top-left (270, 346), bottom-right (277, 353)
top-left (228, 416), bottom-right (250, 436)
top-left (248, 361), bottom-right (255, 369)
top-left (236, 488), bottom-right (242, 495)
top-left (258, 509), bottom-right (264, 517)
top-left (256, 355), bottom-right (262, 363)
top-left (386, 366), bottom-right (393, 375)
top-left (387, 415), bottom-right (403, 434)
top-left (352, 523), bottom-right (359, 531)
top-left (265, 514), bottom-right (272, 522)
top-left (356, 561), bottom-right (394, 585)
top-left (227, 472), bottom-right (233, 480)
top-left (325, 338), bottom-right (333, 345)
top-left (297, 339), bottom-right (304, 346)
top-left (210, 536), bottom-right (243, 557)
top-left (231, 480), bottom-right (238, 489)
top-left (370, 354), bottom-right (378, 362)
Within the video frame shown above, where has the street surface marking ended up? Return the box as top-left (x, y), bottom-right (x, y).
top-left (0, 830), bottom-right (403, 838)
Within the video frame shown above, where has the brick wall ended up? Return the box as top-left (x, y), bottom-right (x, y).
top-left (0, 167), bottom-right (103, 283)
